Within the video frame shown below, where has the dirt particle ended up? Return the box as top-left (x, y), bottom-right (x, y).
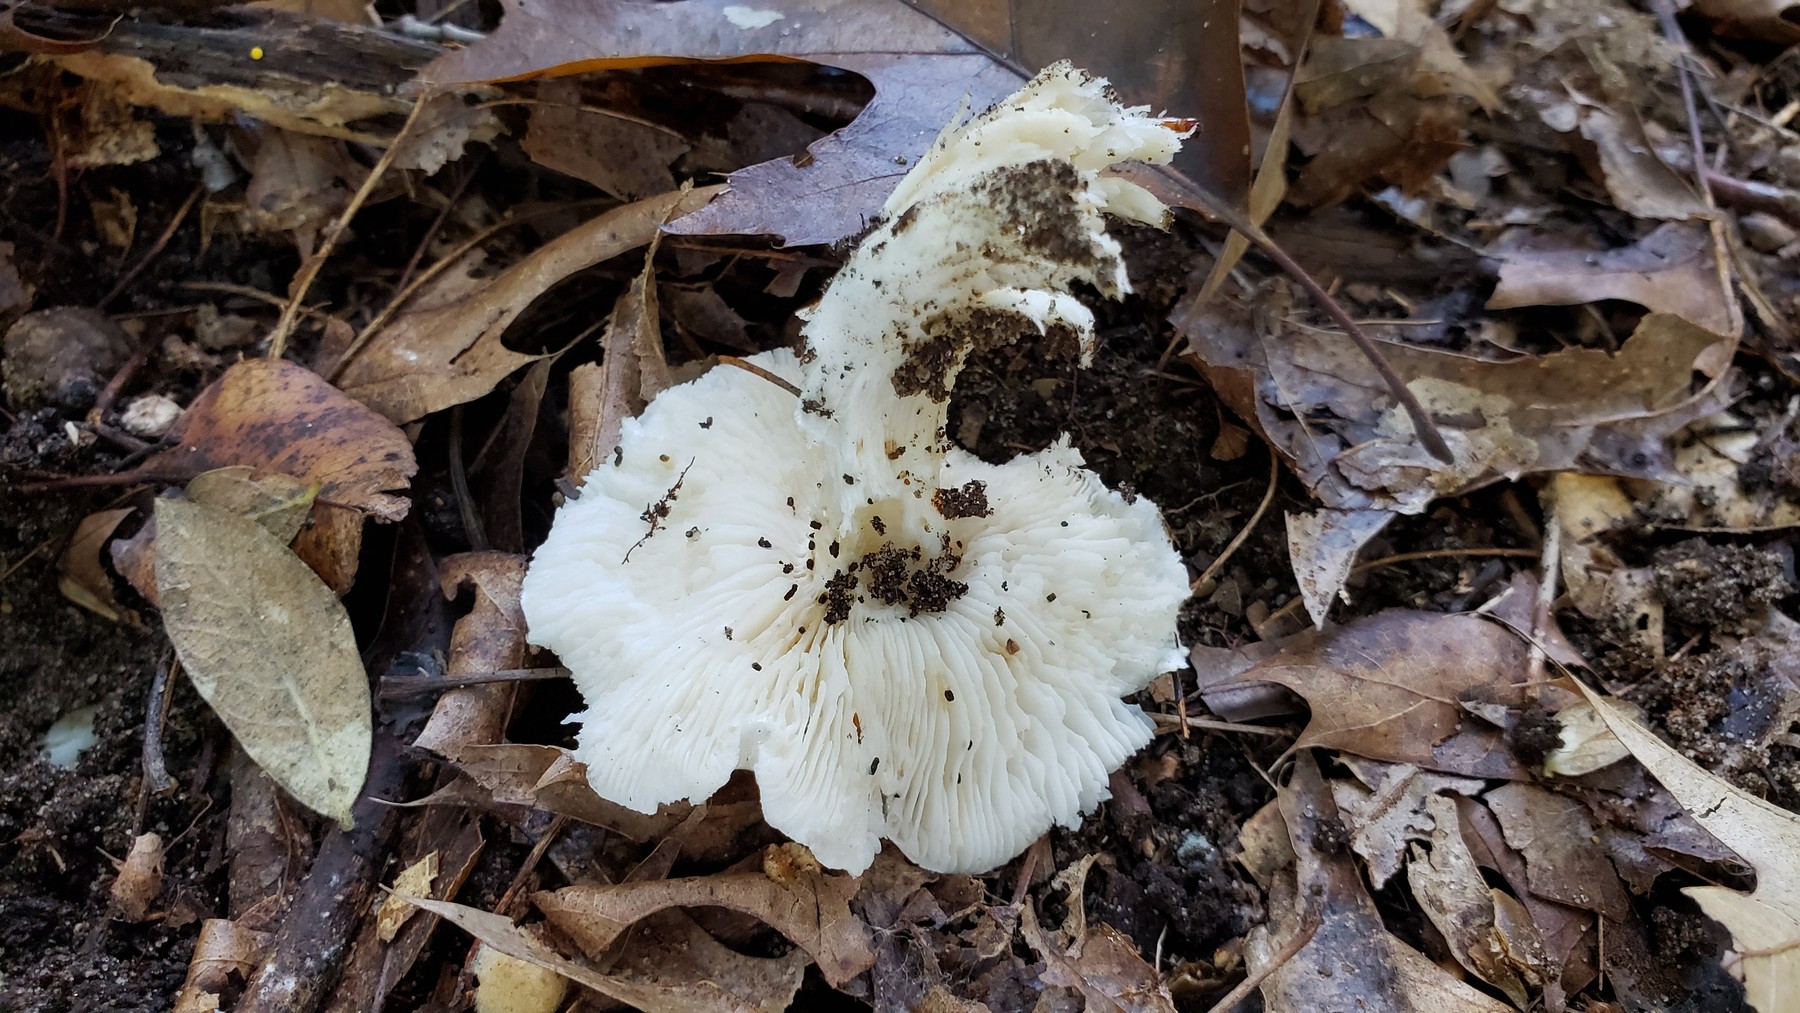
top-left (758, 537), bottom-right (773, 548)
top-left (1005, 639), bottom-right (1020, 654)
top-left (820, 570), bottom-right (859, 624)
top-left (994, 607), bottom-right (1005, 626)
top-left (932, 479), bottom-right (991, 519)
top-left (1653, 539), bottom-right (1788, 632)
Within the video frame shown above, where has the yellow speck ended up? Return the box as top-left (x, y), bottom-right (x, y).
top-left (249, 46), bottom-right (264, 60)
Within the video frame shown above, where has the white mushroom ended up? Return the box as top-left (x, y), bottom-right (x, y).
top-left (521, 63), bottom-right (1192, 875)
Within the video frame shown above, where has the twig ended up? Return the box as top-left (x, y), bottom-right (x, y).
top-left (100, 186), bottom-right (203, 308)
top-left (395, 150), bottom-right (484, 292)
top-left (1202, 911), bottom-right (1321, 1013)
top-left (1149, 713), bottom-right (1290, 738)
top-left (495, 815), bottom-right (568, 917)
top-left (237, 731), bottom-right (408, 1013)
top-left (133, 656), bottom-right (178, 835)
top-left (718, 354), bottom-right (802, 397)
top-left (1526, 511), bottom-right (1561, 693)
top-left (379, 666), bottom-right (571, 699)
top-left (267, 94), bottom-right (431, 360)
top-left (1192, 452), bottom-right (1281, 592)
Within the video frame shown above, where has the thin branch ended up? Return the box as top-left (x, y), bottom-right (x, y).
top-left (1193, 452), bottom-right (1281, 592)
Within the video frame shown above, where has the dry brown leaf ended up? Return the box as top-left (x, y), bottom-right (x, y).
top-left (422, 0), bottom-right (1249, 246)
top-left (1330, 763), bottom-right (1485, 889)
top-left (1483, 783), bottom-right (1632, 921)
top-left (1249, 754), bottom-right (1512, 1012)
top-left (335, 187), bottom-right (717, 423)
top-left (567, 240), bottom-right (671, 484)
top-left (173, 919), bottom-right (271, 1013)
top-left (1187, 307), bottom-right (1733, 616)
top-left (1196, 610), bottom-right (1532, 778)
top-left (1533, 90), bottom-right (1707, 221)
top-left (522, 78), bottom-right (688, 200)
top-left (1455, 796), bottom-right (1597, 1003)
top-left (146, 358), bottom-right (416, 522)
top-left (1020, 902), bottom-right (1174, 1013)
top-left (536, 854), bottom-right (876, 987)
top-left (548, 905), bottom-right (810, 1013)
top-left (57, 507), bottom-right (135, 623)
top-left (1487, 224), bottom-right (1735, 335)
top-left (109, 831), bottom-right (166, 922)
top-left (1408, 795), bottom-right (1544, 1008)
top-left (1338, 0), bottom-right (1502, 110)
top-left (413, 552), bottom-right (528, 757)
top-left (1578, 684), bottom-right (1800, 1012)
top-left (400, 896), bottom-right (761, 1012)
top-left (448, 742), bottom-right (687, 840)
top-left (377, 852), bottom-right (439, 943)
top-left (290, 501), bottom-right (364, 595)
top-left (154, 497), bottom-right (372, 825)
top-left (1551, 472), bottom-right (1664, 658)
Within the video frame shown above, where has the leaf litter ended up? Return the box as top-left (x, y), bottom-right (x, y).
top-left (7, 0), bottom-right (1800, 1009)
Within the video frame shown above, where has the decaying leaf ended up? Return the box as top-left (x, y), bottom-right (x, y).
top-left (1579, 684), bottom-right (1800, 1012)
top-left (445, 742), bottom-right (687, 840)
top-left (1408, 794), bottom-right (1546, 1008)
top-left (186, 467), bottom-right (320, 544)
top-left (1196, 611), bottom-right (1532, 778)
top-left (424, 0), bottom-right (1246, 246)
top-left (1484, 782), bottom-right (1632, 921)
top-left (377, 852), bottom-right (439, 942)
top-left (334, 187), bottom-right (718, 423)
top-left (1187, 305), bottom-right (1733, 616)
top-left (146, 358), bottom-right (416, 521)
top-left (1487, 224), bottom-right (1736, 335)
top-left (154, 497), bottom-right (372, 825)
top-left (1532, 90), bottom-right (1707, 222)
top-left (1249, 754), bottom-right (1512, 1012)
top-left (402, 895), bottom-right (768, 1012)
top-left (172, 919), bottom-right (271, 1013)
top-left (522, 78), bottom-right (689, 200)
top-left (1330, 762), bottom-right (1485, 889)
top-left (1018, 859), bottom-right (1175, 1013)
top-left (413, 552), bottom-right (528, 757)
top-left (536, 850), bottom-right (876, 987)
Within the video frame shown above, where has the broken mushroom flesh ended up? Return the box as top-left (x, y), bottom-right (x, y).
top-left (522, 63), bottom-right (1191, 875)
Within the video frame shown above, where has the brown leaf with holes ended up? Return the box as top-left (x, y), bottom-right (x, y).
top-left (1196, 610), bottom-right (1532, 778)
top-left (334, 187), bottom-right (717, 423)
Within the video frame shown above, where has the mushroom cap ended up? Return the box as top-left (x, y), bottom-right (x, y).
top-left (521, 349), bottom-right (1188, 874)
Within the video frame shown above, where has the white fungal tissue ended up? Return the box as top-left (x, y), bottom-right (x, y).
top-left (521, 63), bottom-right (1193, 875)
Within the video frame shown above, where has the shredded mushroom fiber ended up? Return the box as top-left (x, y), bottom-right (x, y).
top-left (522, 63), bottom-right (1193, 875)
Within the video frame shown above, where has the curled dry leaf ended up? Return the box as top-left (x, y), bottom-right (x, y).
top-left (522, 78), bottom-right (688, 200)
top-left (413, 552), bottom-right (528, 757)
top-left (445, 742), bottom-right (687, 841)
top-left (335, 187), bottom-right (718, 424)
top-left (154, 497), bottom-right (372, 825)
top-left (57, 507), bottom-right (136, 623)
top-left (173, 919), bottom-right (271, 1013)
top-left (535, 852), bottom-right (876, 987)
top-left (1019, 901), bottom-right (1175, 1013)
top-left (1577, 683), bottom-right (1800, 1013)
top-left (146, 358), bottom-right (416, 522)
top-left (567, 239), bottom-right (671, 484)
top-left (1532, 89), bottom-right (1707, 222)
top-left (1196, 610), bottom-right (1532, 779)
top-left (109, 831), bottom-right (166, 922)
top-left (1487, 224), bottom-right (1737, 336)
top-left (1408, 794), bottom-right (1546, 1008)
top-left (401, 895), bottom-right (768, 1012)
